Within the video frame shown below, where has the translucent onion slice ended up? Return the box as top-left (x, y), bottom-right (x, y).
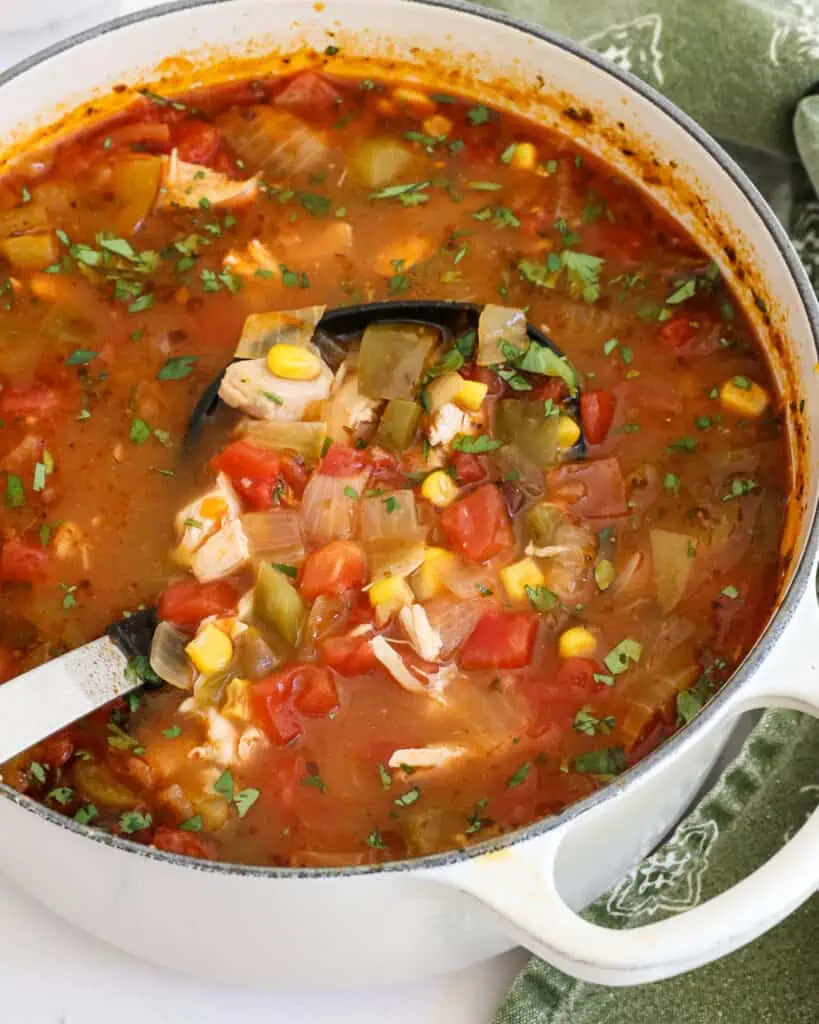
top-left (369, 540), bottom-right (427, 580)
top-left (234, 305), bottom-right (326, 359)
top-left (359, 489), bottom-right (424, 550)
top-left (423, 596), bottom-right (484, 658)
top-left (477, 304), bottom-right (527, 366)
top-left (237, 419), bottom-right (328, 462)
top-left (242, 508), bottom-right (305, 565)
top-left (150, 621), bottom-right (194, 690)
top-left (301, 469), bottom-right (370, 545)
top-left (446, 559), bottom-right (498, 600)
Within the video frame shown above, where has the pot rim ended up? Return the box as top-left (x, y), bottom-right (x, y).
top-left (1, 0), bottom-right (817, 881)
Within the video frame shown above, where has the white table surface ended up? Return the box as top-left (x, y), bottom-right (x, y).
top-left (0, 3), bottom-right (528, 1021)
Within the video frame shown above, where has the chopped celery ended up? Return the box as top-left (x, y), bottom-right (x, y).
top-left (526, 502), bottom-right (564, 546)
top-left (253, 561), bottom-right (305, 647)
top-left (349, 137), bottom-right (414, 188)
top-left (376, 399), bottom-right (422, 451)
top-left (358, 322), bottom-right (438, 400)
top-left (650, 529), bottom-right (695, 611)
top-left (239, 419), bottom-right (328, 461)
top-left (496, 399), bottom-right (560, 466)
top-left (477, 305), bottom-right (527, 366)
top-left (0, 232), bottom-right (57, 270)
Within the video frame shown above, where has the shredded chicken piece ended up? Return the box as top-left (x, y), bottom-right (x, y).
top-left (52, 521), bottom-right (92, 572)
top-left (159, 150), bottom-right (259, 209)
top-left (426, 403), bottom-right (476, 448)
top-left (191, 518), bottom-right (250, 583)
top-left (189, 707), bottom-right (238, 765)
top-left (223, 239), bottom-right (280, 278)
top-left (369, 635), bottom-right (446, 702)
top-left (219, 356), bottom-right (333, 421)
top-left (173, 473), bottom-right (241, 566)
top-left (524, 543), bottom-right (573, 559)
top-left (399, 604), bottom-right (443, 662)
top-left (237, 725), bottom-right (267, 762)
top-left (388, 744), bottom-right (468, 770)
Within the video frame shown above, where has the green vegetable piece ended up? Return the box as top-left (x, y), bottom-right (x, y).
top-left (376, 399), bottom-right (422, 452)
top-left (358, 322), bottom-right (438, 400)
top-left (496, 400), bottom-right (560, 467)
top-left (254, 562), bottom-right (306, 648)
top-left (677, 689), bottom-right (703, 724)
top-left (573, 746), bottom-right (626, 775)
top-left (526, 502), bottom-right (563, 547)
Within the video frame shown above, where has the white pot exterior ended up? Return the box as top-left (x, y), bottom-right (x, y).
top-left (0, 0), bottom-right (817, 989)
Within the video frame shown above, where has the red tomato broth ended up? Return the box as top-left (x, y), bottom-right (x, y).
top-left (0, 70), bottom-right (788, 867)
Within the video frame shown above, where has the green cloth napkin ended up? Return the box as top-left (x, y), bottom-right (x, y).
top-left (445, 1), bottom-right (819, 1021)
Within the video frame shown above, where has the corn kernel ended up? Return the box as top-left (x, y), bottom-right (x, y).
top-left (185, 623), bottom-right (234, 675)
top-left (421, 470), bottom-right (459, 508)
top-left (369, 575), bottom-right (414, 624)
top-left (558, 626), bottom-right (597, 659)
top-left (199, 497), bottom-right (228, 521)
top-left (423, 114), bottom-right (453, 138)
top-left (556, 415), bottom-right (581, 449)
top-left (511, 142), bottom-right (537, 170)
top-left (719, 377), bottom-right (770, 418)
top-left (267, 343), bottom-right (322, 381)
top-left (411, 547), bottom-right (456, 601)
top-left (391, 86), bottom-right (436, 115)
top-left (500, 558), bottom-right (546, 603)
top-left (453, 379), bottom-right (488, 412)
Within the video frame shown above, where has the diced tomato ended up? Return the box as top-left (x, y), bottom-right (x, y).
top-left (657, 316), bottom-right (696, 351)
top-left (580, 390), bottom-right (616, 445)
top-left (461, 364), bottom-right (505, 398)
top-left (0, 384), bottom-right (60, 420)
top-left (450, 452), bottom-right (488, 485)
top-left (152, 826), bottom-right (217, 860)
top-left (210, 440), bottom-right (282, 510)
top-left (459, 610), bottom-right (538, 670)
top-left (319, 443), bottom-right (368, 477)
top-left (322, 634), bottom-right (379, 676)
top-left (440, 484), bottom-right (513, 562)
top-left (368, 446), bottom-right (402, 486)
top-left (300, 540), bottom-right (368, 599)
top-left (173, 120), bottom-right (221, 164)
top-left (274, 71), bottom-right (343, 119)
top-left (280, 456), bottom-right (309, 498)
top-left (529, 377), bottom-right (567, 404)
top-left (252, 664), bottom-right (338, 743)
top-left (158, 580), bottom-right (237, 630)
top-left (0, 538), bottom-right (49, 583)
top-left (554, 657), bottom-right (600, 691)
top-left (38, 732), bottom-right (75, 769)
top-left (547, 456), bottom-right (628, 520)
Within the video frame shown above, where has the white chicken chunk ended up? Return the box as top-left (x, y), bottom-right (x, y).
top-left (219, 356), bottom-right (333, 421)
top-left (323, 367), bottom-right (381, 441)
top-left (399, 604), bottom-right (443, 663)
top-left (388, 744), bottom-right (468, 771)
top-left (173, 472), bottom-right (241, 566)
top-left (159, 149), bottom-right (259, 209)
top-left (369, 635), bottom-right (448, 703)
top-left (426, 403), bottom-right (477, 448)
top-left (191, 518), bottom-right (250, 583)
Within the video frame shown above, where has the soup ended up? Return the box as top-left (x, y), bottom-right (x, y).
top-left (0, 69), bottom-right (787, 866)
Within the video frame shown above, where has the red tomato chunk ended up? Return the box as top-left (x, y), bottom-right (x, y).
top-left (440, 484), bottom-right (513, 562)
top-left (459, 611), bottom-right (539, 670)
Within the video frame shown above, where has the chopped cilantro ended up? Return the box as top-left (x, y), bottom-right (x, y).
top-left (5, 473), bottom-right (25, 507)
top-left (573, 747), bottom-right (626, 775)
top-left (377, 763), bottom-right (392, 789)
top-left (157, 354), bottom-right (198, 380)
top-left (65, 349), bottom-right (98, 366)
top-left (343, 486), bottom-right (359, 501)
top-left (663, 472), bottom-right (680, 495)
top-left (179, 815), bottom-right (203, 832)
top-left (666, 278), bottom-right (697, 304)
top-left (451, 434), bottom-right (503, 454)
top-left (271, 562), bottom-right (298, 578)
top-left (603, 638), bottom-right (642, 675)
top-left (129, 418), bottom-right (151, 445)
top-left (677, 690), bottom-right (703, 724)
top-left (234, 787), bottom-right (260, 817)
top-left (721, 584), bottom-right (740, 599)
top-left (467, 105), bottom-right (491, 125)
top-left (393, 786), bottom-right (421, 807)
top-left (366, 829), bottom-right (387, 849)
top-left (525, 584), bottom-right (557, 612)
top-left (124, 655), bottom-right (160, 686)
top-left (507, 761), bottom-right (531, 788)
top-left (119, 810), bottom-right (152, 834)
top-left (162, 725), bottom-right (182, 739)
top-left (384, 495), bottom-right (401, 514)
top-left (301, 771), bottom-right (327, 793)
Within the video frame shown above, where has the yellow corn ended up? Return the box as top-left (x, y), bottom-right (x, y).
top-left (411, 546), bottom-right (456, 601)
top-left (369, 575), bottom-right (414, 624)
top-left (423, 114), bottom-right (453, 138)
top-left (558, 626), bottom-right (597, 659)
top-left (421, 470), bottom-right (459, 508)
top-left (511, 142), bottom-right (538, 170)
top-left (391, 86), bottom-right (436, 115)
top-left (556, 415), bottom-right (581, 449)
top-left (185, 623), bottom-right (234, 675)
top-left (199, 497), bottom-right (228, 521)
top-left (222, 677), bottom-right (251, 721)
top-left (267, 343), bottom-right (322, 381)
top-left (453, 379), bottom-right (488, 412)
top-left (500, 558), bottom-right (546, 603)
top-left (719, 377), bottom-right (770, 418)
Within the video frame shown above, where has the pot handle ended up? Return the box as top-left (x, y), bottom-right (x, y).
top-left (431, 579), bottom-right (819, 986)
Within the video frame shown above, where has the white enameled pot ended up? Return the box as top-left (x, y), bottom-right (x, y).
top-left (0, 0), bottom-right (818, 990)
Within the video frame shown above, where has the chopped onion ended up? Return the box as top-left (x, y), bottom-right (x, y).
top-left (301, 470), bottom-right (370, 545)
top-left (477, 304), bottom-right (527, 366)
top-left (424, 596), bottom-right (484, 658)
top-left (369, 540), bottom-right (426, 579)
top-left (650, 528), bottom-right (695, 612)
top-left (321, 370), bottom-right (382, 442)
top-left (301, 594), bottom-right (348, 657)
top-left (496, 445), bottom-right (545, 499)
top-left (388, 744), bottom-right (468, 770)
top-left (237, 419), bottom-right (328, 461)
top-left (242, 508), bottom-right (305, 565)
top-left (150, 621), bottom-right (194, 690)
top-left (359, 490), bottom-right (424, 549)
top-left (234, 305), bottom-right (326, 359)
top-left (446, 559), bottom-right (498, 600)
top-left (621, 664), bottom-right (699, 749)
